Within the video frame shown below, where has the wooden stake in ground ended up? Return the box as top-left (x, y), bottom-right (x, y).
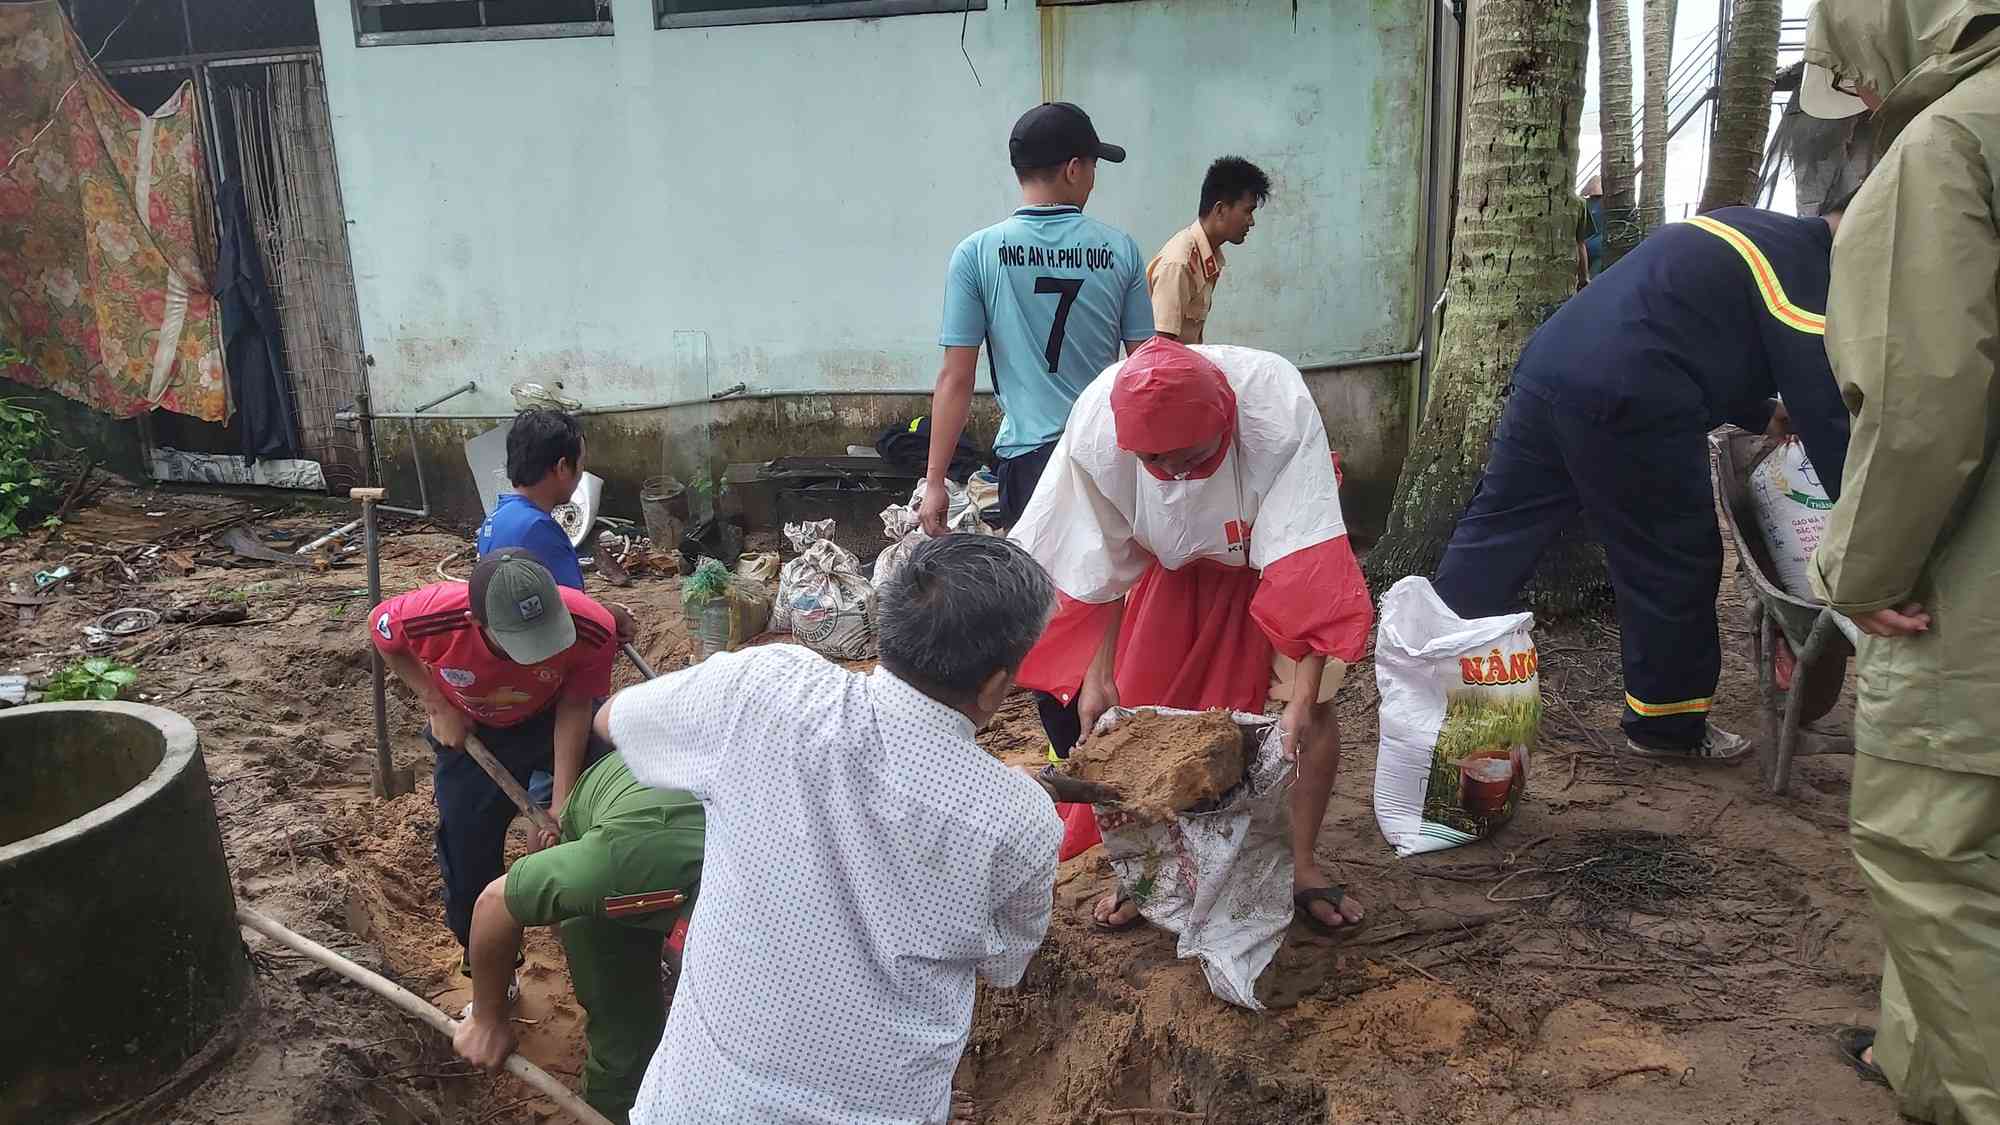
top-left (355, 486), bottom-right (415, 799)
top-left (235, 907), bottom-right (613, 1125)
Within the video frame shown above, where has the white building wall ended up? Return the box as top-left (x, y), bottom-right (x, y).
top-left (311, 0), bottom-right (1430, 415)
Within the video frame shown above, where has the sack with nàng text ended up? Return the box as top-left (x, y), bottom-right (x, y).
top-left (1373, 577), bottom-right (1541, 857)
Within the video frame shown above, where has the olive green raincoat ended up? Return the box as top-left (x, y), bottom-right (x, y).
top-left (1807, 3), bottom-right (2000, 1123)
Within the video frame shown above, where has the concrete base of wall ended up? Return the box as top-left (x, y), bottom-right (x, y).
top-left (376, 363), bottom-right (1408, 542)
top-left (0, 376), bottom-right (150, 481)
top-left (13, 358), bottom-right (1407, 543)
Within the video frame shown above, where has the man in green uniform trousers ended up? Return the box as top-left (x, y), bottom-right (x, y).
top-left (451, 750), bottom-right (704, 1123)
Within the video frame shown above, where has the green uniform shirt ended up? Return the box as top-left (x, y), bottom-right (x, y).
top-left (504, 751), bottom-right (705, 934)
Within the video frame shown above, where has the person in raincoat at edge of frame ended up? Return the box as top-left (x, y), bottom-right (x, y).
top-left (1007, 337), bottom-right (1376, 935)
top-left (1801, 2), bottom-right (2000, 1123)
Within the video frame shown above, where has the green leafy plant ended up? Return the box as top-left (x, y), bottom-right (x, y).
top-left (0, 397), bottom-right (55, 539)
top-left (45, 657), bottom-right (139, 702)
top-left (680, 557), bottom-right (734, 607)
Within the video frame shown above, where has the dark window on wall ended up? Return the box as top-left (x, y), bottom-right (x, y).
top-left (188, 1), bottom-right (323, 53)
top-left (98, 70), bottom-right (192, 115)
top-left (65, 0), bottom-right (191, 60)
top-left (655, 0), bottom-right (985, 31)
top-left (354, 0), bottom-right (613, 47)
top-left (66, 0), bottom-right (324, 60)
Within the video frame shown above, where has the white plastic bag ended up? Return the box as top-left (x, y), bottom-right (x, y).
top-left (1093, 706), bottom-right (1291, 1011)
top-left (773, 520), bottom-right (876, 660)
top-left (735, 551), bottom-right (780, 586)
top-left (1747, 439), bottom-right (1833, 597)
top-left (1373, 577), bottom-right (1541, 858)
top-left (872, 480), bottom-right (986, 587)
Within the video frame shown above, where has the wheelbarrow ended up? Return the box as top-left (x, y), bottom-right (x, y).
top-left (1708, 429), bottom-right (1859, 794)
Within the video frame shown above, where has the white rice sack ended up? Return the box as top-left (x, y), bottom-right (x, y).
top-left (871, 480), bottom-right (987, 588)
top-left (1092, 706), bottom-right (1291, 1011)
top-left (774, 521), bottom-right (875, 660)
top-left (1747, 439), bottom-right (1833, 597)
top-left (1373, 576), bottom-right (1541, 858)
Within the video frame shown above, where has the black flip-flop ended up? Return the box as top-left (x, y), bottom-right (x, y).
top-left (1835, 1027), bottom-right (1889, 1088)
top-left (1293, 886), bottom-right (1359, 936)
top-left (1090, 896), bottom-right (1145, 933)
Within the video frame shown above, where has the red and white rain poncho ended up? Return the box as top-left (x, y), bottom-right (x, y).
top-left (1010, 339), bottom-right (1374, 856)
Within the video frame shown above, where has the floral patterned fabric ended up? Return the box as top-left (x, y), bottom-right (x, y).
top-left (0, 1), bottom-right (226, 421)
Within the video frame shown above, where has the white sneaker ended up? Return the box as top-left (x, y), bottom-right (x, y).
top-left (458, 972), bottom-right (521, 1020)
top-left (1624, 724), bottom-right (1754, 764)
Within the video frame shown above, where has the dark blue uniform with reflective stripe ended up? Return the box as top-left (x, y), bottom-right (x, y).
top-left (1434, 207), bottom-right (1849, 749)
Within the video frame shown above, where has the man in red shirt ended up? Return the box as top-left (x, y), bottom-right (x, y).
top-left (371, 549), bottom-right (617, 972)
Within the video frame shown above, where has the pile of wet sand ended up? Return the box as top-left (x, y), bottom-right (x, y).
top-left (1061, 709), bottom-right (1246, 821)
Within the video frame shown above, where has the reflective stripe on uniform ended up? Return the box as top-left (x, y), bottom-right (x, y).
top-left (1685, 216), bottom-right (1827, 335)
top-left (1625, 692), bottom-right (1713, 717)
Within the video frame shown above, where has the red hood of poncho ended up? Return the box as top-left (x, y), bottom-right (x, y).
top-left (1110, 338), bottom-right (1237, 480)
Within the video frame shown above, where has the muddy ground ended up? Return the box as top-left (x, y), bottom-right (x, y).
top-left (1, 484), bottom-right (1899, 1124)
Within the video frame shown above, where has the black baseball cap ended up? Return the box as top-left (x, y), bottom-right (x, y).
top-left (1009, 102), bottom-right (1126, 170)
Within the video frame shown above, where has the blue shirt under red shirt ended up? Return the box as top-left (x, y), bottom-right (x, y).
top-left (477, 493), bottom-right (584, 590)
top-left (369, 582), bottom-right (615, 727)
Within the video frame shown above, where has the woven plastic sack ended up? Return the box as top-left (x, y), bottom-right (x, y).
top-left (1092, 706), bottom-right (1291, 1011)
top-left (1747, 438), bottom-right (1833, 597)
top-left (872, 480), bottom-right (986, 587)
top-left (1373, 576), bottom-right (1540, 857)
top-left (773, 521), bottom-right (875, 660)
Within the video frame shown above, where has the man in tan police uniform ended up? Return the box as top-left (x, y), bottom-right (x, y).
top-left (1147, 157), bottom-right (1271, 343)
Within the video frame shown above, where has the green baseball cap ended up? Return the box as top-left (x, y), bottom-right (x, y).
top-left (468, 549), bottom-right (574, 664)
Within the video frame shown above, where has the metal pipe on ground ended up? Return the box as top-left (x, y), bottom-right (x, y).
top-left (234, 907), bottom-right (615, 1125)
top-left (295, 516), bottom-right (363, 556)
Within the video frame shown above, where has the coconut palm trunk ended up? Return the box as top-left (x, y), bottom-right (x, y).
top-left (1639, 0), bottom-right (1678, 229)
top-left (1365, 0), bottom-right (1603, 608)
top-left (1698, 0), bottom-right (1782, 211)
top-left (1596, 0), bottom-right (1641, 264)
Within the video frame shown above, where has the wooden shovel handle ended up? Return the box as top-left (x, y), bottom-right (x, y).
top-left (462, 733), bottom-right (562, 838)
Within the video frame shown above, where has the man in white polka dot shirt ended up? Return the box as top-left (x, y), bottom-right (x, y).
top-left (598, 535), bottom-right (1065, 1124)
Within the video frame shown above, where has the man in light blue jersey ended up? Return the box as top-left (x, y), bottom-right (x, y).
top-left (920, 102), bottom-right (1154, 539)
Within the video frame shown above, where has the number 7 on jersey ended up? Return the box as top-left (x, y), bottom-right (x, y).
top-left (1033, 277), bottom-right (1084, 373)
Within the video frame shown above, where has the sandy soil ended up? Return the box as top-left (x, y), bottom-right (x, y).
top-left (1, 485), bottom-right (1900, 1125)
top-left (960, 562), bottom-right (1893, 1125)
top-left (2, 488), bottom-right (684, 1124)
top-left (1063, 709), bottom-right (1246, 821)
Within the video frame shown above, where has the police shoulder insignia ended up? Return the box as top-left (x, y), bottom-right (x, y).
top-left (603, 890), bottom-right (686, 918)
